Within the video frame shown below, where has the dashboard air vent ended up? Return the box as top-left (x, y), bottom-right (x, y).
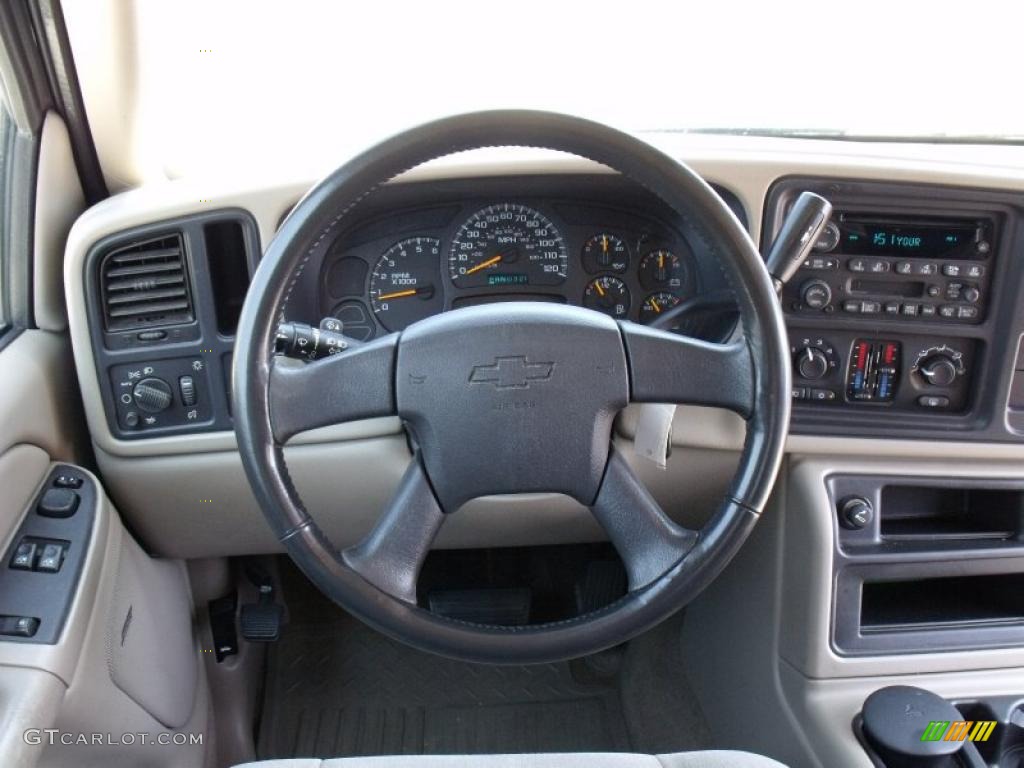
top-left (99, 233), bottom-right (194, 331)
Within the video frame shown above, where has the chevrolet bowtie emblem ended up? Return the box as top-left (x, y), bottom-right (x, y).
top-left (469, 356), bottom-right (554, 389)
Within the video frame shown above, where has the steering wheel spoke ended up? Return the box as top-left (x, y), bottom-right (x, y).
top-left (621, 322), bottom-right (754, 418)
top-left (268, 334), bottom-right (398, 443)
top-left (591, 448), bottom-right (699, 591)
top-left (342, 456), bottom-right (445, 604)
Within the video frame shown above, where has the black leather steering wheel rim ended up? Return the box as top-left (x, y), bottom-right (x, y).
top-left (233, 110), bottom-right (790, 664)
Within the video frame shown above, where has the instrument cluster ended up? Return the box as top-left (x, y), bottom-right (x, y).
top-left (319, 200), bottom-right (698, 340)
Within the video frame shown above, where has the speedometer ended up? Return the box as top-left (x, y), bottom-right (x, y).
top-left (449, 204), bottom-right (567, 288)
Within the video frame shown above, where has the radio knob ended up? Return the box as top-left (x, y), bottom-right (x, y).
top-left (800, 279), bottom-right (832, 310)
top-left (918, 355), bottom-right (958, 387)
top-left (132, 377), bottom-right (173, 413)
top-left (962, 286), bottom-right (980, 304)
top-left (797, 346), bottom-right (830, 381)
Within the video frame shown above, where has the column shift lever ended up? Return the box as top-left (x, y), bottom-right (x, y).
top-left (764, 190), bottom-right (833, 294)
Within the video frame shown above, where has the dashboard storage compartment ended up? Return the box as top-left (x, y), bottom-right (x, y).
top-left (861, 573), bottom-right (1024, 634)
top-left (879, 485), bottom-right (1024, 540)
top-left (830, 473), bottom-right (1024, 655)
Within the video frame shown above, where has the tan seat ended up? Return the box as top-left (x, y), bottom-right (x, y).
top-left (236, 751), bottom-right (787, 768)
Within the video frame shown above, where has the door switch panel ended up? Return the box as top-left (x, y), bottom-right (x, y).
top-left (0, 466), bottom-right (96, 644)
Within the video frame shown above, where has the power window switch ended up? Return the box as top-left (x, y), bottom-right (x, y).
top-left (10, 540), bottom-right (36, 570)
top-left (0, 616), bottom-right (40, 638)
top-left (37, 488), bottom-right (79, 518)
top-left (36, 543), bottom-right (65, 573)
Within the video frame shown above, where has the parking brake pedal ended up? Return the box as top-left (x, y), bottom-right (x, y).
top-left (240, 584), bottom-right (284, 642)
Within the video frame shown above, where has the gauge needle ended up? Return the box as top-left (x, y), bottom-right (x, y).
top-left (377, 288), bottom-right (418, 300)
top-left (601, 235), bottom-right (608, 253)
top-left (464, 254), bottom-right (503, 275)
top-left (650, 298), bottom-right (662, 313)
top-left (595, 281), bottom-right (606, 298)
top-left (658, 253), bottom-right (664, 269)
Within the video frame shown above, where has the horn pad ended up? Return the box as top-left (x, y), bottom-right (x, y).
top-left (396, 303), bottom-right (630, 511)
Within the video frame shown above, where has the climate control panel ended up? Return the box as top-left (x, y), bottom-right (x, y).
top-left (790, 333), bottom-right (975, 413)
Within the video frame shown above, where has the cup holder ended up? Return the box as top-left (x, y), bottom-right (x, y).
top-left (956, 699), bottom-right (1024, 768)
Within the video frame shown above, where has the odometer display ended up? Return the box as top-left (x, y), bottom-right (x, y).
top-left (449, 204), bottom-right (567, 288)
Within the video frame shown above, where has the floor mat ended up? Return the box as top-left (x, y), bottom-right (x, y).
top-left (256, 613), bottom-right (631, 759)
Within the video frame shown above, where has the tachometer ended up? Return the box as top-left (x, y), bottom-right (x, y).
top-left (369, 237), bottom-right (444, 331)
top-left (449, 204), bottom-right (567, 288)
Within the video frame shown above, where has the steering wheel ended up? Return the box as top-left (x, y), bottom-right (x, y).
top-left (233, 111), bottom-right (790, 664)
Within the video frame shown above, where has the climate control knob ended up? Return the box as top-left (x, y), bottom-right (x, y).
top-left (800, 279), bottom-right (832, 310)
top-left (918, 356), bottom-right (958, 387)
top-left (912, 346), bottom-right (965, 388)
top-left (796, 347), bottom-right (830, 381)
top-left (132, 377), bottom-right (173, 413)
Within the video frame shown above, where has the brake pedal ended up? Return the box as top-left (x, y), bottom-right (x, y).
top-left (240, 584), bottom-right (284, 642)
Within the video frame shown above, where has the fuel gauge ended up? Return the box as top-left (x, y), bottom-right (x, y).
top-left (583, 276), bottom-right (631, 318)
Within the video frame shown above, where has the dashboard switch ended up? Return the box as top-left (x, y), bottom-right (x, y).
top-left (0, 616), bottom-right (40, 638)
top-left (37, 489), bottom-right (79, 518)
top-left (10, 540), bottom-right (36, 570)
top-left (179, 376), bottom-right (197, 407)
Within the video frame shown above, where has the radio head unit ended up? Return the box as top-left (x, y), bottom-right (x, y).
top-left (784, 211), bottom-right (995, 324)
top-left (827, 214), bottom-right (991, 260)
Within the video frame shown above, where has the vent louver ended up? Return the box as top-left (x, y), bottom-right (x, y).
top-left (99, 233), bottom-right (194, 331)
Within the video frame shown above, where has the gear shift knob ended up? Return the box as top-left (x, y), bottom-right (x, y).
top-left (764, 191), bottom-right (832, 292)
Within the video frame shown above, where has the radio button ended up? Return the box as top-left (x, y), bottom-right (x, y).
top-left (927, 285), bottom-right (941, 297)
top-left (962, 286), bottom-right (981, 304)
top-left (920, 304), bottom-right (937, 318)
top-left (945, 282), bottom-right (963, 300)
top-left (869, 259), bottom-right (891, 273)
top-left (965, 264), bottom-right (984, 278)
top-left (884, 302), bottom-right (900, 315)
top-left (957, 306), bottom-right (979, 320)
top-left (848, 258), bottom-right (867, 273)
top-left (939, 305), bottom-right (958, 318)
top-left (861, 301), bottom-right (882, 314)
top-left (901, 303), bottom-right (919, 316)
top-left (895, 261), bottom-right (913, 275)
top-left (942, 263), bottom-right (962, 277)
top-left (915, 263), bottom-right (938, 276)
top-left (803, 256), bottom-right (839, 271)
top-left (843, 300), bottom-right (860, 313)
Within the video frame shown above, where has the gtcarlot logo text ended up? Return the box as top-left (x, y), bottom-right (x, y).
top-left (24, 730), bottom-right (203, 746)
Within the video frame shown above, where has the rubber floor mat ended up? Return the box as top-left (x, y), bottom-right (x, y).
top-left (256, 613), bottom-right (632, 759)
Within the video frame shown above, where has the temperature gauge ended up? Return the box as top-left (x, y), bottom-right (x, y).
top-left (639, 292), bottom-right (681, 324)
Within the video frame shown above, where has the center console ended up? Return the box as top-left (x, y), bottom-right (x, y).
top-left (764, 178), bottom-right (1024, 442)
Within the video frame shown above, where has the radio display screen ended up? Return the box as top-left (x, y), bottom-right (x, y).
top-left (837, 218), bottom-right (983, 259)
